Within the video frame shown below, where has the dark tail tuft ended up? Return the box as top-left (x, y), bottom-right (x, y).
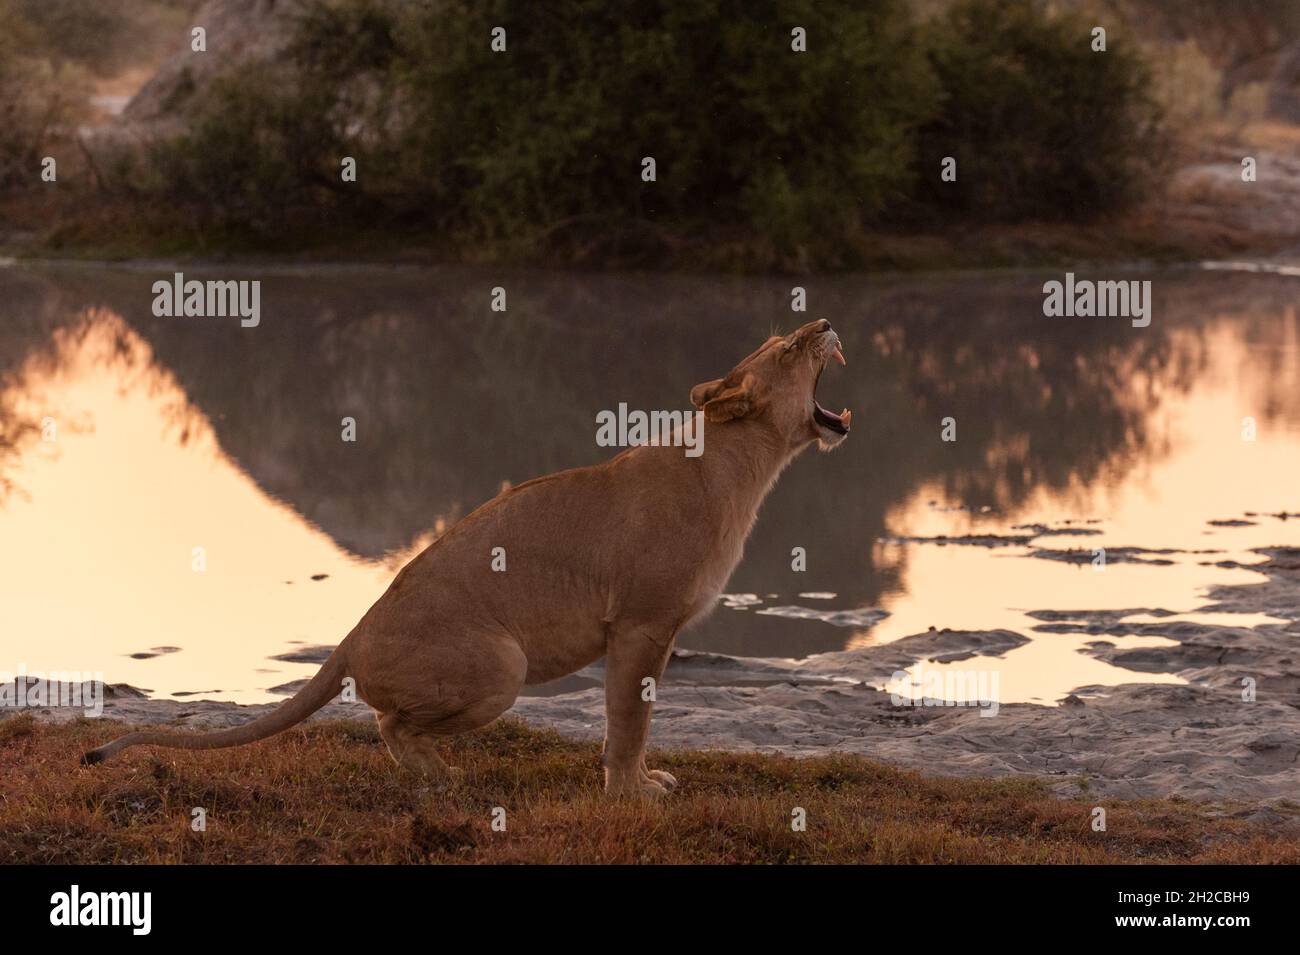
top-left (81, 749), bottom-right (105, 766)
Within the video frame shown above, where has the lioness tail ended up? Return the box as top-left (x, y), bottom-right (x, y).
top-left (81, 642), bottom-right (350, 765)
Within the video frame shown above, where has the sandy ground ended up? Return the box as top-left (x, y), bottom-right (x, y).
top-left (18, 546), bottom-right (1299, 805)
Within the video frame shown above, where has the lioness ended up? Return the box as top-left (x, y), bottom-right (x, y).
top-left (85, 319), bottom-right (851, 797)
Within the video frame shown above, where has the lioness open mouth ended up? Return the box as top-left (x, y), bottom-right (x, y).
top-left (813, 338), bottom-right (851, 436)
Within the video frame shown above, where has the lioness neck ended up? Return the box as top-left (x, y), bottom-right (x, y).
top-left (698, 417), bottom-right (806, 519)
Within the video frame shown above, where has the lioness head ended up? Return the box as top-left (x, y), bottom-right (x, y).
top-left (690, 319), bottom-right (851, 451)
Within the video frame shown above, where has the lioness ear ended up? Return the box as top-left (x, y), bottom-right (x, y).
top-left (690, 378), bottom-right (726, 409)
top-left (700, 374), bottom-right (755, 423)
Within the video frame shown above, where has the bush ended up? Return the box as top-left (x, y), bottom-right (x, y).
top-left (283, 0), bottom-right (939, 260)
top-left (914, 0), bottom-right (1168, 222)
top-left (0, 4), bottom-right (89, 190)
top-left (446, 1), bottom-right (923, 245)
top-left (120, 0), bottom-right (1171, 261)
top-left (137, 67), bottom-right (347, 234)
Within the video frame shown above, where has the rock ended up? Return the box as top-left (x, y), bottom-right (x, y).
top-left (270, 645), bottom-right (335, 664)
top-left (268, 679), bottom-right (308, 696)
top-left (123, 0), bottom-right (298, 126)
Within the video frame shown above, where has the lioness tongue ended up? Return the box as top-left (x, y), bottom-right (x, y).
top-left (814, 401), bottom-right (851, 432)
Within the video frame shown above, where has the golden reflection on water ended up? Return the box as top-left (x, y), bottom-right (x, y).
top-left (1, 288), bottom-right (1297, 706)
top-left (875, 319), bottom-right (1300, 703)
top-left (0, 311), bottom-right (418, 703)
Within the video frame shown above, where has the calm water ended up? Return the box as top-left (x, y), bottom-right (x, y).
top-left (1, 262), bottom-right (1296, 704)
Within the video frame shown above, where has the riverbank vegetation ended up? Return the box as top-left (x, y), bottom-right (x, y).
top-left (1, 0), bottom-right (1294, 269)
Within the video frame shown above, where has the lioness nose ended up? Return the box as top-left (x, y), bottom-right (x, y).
top-left (813, 319), bottom-right (830, 333)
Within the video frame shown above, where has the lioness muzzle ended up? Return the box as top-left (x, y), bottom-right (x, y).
top-left (84, 320), bottom-right (851, 798)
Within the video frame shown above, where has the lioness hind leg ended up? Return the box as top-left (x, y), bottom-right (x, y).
top-left (377, 713), bottom-right (460, 788)
top-left (369, 633), bottom-right (528, 788)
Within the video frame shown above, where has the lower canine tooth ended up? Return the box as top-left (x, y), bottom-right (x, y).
top-left (841, 410), bottom-right (852, 428)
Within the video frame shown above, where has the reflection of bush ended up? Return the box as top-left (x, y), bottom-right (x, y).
top-left (7, 265), bottom-right (1297, 653)
top-left (9, 269), bottom-right (1190, 562)
top-left (117, 0), bottom-right (1167, 266)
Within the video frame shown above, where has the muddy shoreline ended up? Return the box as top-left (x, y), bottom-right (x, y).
top-left (14, 546), bottom-right (1297, 805)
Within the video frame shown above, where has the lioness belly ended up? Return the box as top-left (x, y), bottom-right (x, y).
top-left (519, 618), bottom-right (608, 685)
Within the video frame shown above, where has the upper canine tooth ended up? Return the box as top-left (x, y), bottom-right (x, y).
top-left (832, 347), bottom-right (846, 366)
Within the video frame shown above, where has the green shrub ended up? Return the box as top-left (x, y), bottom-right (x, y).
top-left (122, 0), bottom-right (946, 259)
top-left (0, 3), bottom-right (89, 189)
top-left (296, 0), bottom-right (938, 259)
top-left (119, 0), bottom-right (1171, 260)
top-left (138, 67), bottom-right (348, 234)
top-left (914, 0), bottom-right (1167, 222)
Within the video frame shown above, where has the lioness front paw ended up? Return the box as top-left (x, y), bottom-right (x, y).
top-left (605, 773), bottom-right (670, 801)
top-left (643, 768), bottom-right (677, 791)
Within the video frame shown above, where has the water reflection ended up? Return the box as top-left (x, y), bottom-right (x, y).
top-left (0, 308), bottom-right (403, 702)
top-left (0, 263), bottom-right (1296, 702)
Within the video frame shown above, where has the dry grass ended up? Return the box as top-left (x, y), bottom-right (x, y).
top-left (1, 714), bottom-right (1297, 864)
